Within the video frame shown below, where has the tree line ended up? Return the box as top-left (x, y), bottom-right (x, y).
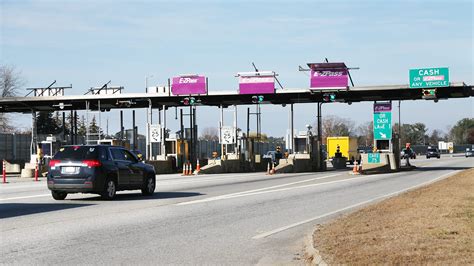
top-left (314, 115), bottom-right (474, 146)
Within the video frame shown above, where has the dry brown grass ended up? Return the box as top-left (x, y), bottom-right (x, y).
top-left (312, 168), bottom-right (474, 265)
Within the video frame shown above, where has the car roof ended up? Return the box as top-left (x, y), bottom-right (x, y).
top-left (61, 145), bottom-right (126, 149)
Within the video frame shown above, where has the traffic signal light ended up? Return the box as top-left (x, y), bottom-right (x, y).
top-left (182, 97), bottom-right (190, 105)
top-left (251, 95), bottom-right (264, 104)
top-left (182, 97), bottom-right (197, 105)
top-left (422, 89), bottom-right (437, 99)
top-left (322, 93), bottom-right (336, 102)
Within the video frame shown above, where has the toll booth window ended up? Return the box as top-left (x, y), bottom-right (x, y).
top-left (166, 141), bottom-right (176, 154)
top-left (41, 143), bottom-right (52, 157)
top-left (376, 140), bottom-right (389, 150)
top-left (294, 138), bottom-right (307, 153)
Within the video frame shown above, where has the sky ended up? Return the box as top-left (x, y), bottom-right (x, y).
top-left (1, 0), bottom-right (473, 137)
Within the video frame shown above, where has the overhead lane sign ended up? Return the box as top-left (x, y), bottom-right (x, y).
top-left (171, 75), bottom-right (207, 96)
top-left (409, 67), bottom-right (449, 88)
top-left (373, 102), bottom-right (392, 140)
top-left (307, 62), bottom-right (349, 89)
top-left (237, 71), bottom-right (276, 95)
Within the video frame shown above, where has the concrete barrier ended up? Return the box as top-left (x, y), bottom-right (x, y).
top-left (20, 168), bottom-right (35, 178)
top-left (146, 157), bottom-right (175, 174)
top-left (4, 161), bottom-right (21, 174)
top-left (198, 159), bottom-right (223, 174)
top-left (274, 154), bottom-right (319, 173)
top-left (360, 153), bottom-right (391, 174)
top-left (274, 159), bottom-right (294, 173)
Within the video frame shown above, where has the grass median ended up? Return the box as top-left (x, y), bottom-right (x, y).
top-left (310, 168), bottom-right (474, 265)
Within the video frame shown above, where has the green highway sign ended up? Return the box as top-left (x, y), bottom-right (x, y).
top-left (409, 67), bottom-right (449, 88)
top-left (373, 112), bottom-right (392, 140)
top-left (367, 153), bottom-right (381, 164)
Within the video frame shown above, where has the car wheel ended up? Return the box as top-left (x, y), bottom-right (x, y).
top-left (437, 156), bottom-right (440, 159)
top-left (101, 178), bottom-right (117, 200)
top-left (51, 190), bottom-right (67, 200)
top-left (142, 175), bottom-right (156, 196)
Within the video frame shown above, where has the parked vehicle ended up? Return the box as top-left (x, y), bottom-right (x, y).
top-left (327, 136), bottom-right (360, 163)
top-left (47, 145), bottom-right (156, 200)
top-left (466, 148), bottom-right (473, 158)
top-left (401, 148), bottom-right (416, 159)
top-left (426, 147), bottom-right (441, 159)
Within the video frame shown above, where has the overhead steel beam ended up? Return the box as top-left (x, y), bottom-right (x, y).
top-left (0, 83), bottom-right (471, 113)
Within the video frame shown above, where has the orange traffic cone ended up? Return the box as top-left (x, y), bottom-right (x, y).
top-left (352, 161), bottom-right (359, 175)
top-left (182, 163), bottom-right (187, 176)
top-left (196, 159), bottom-right (201, 174)
top-left (188, 163), bottom-right (193, 176)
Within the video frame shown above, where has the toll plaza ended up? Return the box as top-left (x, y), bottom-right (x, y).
top-left (0, 63), bottom-right (472, 177)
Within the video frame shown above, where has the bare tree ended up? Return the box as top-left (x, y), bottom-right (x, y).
top-left (315, 115), bottom-right (355, 141)
top-left (0, 65), bottom-right (25, 132)
top-left (356, 121), bottom-right (373, 146)
top-left (200, 127), bottom-right (219, 141)
top-left (1, 65), bottom-right (24, 97)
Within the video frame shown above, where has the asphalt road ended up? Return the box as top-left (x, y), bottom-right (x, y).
top-left (1, 156), bottom-right (472, 265)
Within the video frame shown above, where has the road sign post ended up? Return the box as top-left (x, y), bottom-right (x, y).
top-left (409, 67), bottom-right (449, 88)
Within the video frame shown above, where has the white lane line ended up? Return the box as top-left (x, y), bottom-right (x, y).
top-left (176, 173), bottom-right (359, 206)
top-left (252, 170), bottom-right (460, 240)
top-left (0, 194), bottom-right (51, 201)
top-left (158, 173), bottom-right (267, 185)
top-left (158, 172), bottom-right (320, 185)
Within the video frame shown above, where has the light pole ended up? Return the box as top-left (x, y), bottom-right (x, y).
top-left (145, 75), bottom-right (154, 160)
top-left (145, 75), bottom-right (154, 93)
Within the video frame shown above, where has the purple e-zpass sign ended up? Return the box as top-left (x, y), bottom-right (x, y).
top-left (171, 76), bottom-right (207, 95)
top-left (374, 103), bottom-right (392, 113)
top-left (308, 62), bottom-right (349, 88)
top-left (238, 76), bottom-right (275, 95)
top-left (310, 68), bottom-right (348, 88)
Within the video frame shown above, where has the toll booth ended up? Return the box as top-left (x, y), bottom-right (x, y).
top-left (164, 132), bottom-right (192, 170)
top-left (273, 129), bottom-right (324, 173)
top-left (289, 130), bottom-right (320, 155)
top-left (40, 136), bottom-right (62, 159)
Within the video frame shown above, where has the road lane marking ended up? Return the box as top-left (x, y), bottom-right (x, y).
top-left (0, 194), bottom-right (51, 201)
top-left (252, 170), bottom-right (460, 240)
top-left (176, 173), bottom-right (364, 206)
top-left (158, 172), bottom-right (321, 185)
top-left (158, 173), bottom-right (268, 185)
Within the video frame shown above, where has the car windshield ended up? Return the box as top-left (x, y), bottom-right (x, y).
top-left (427, 148), bottom-right (437, 152)
top-left (53, 146), bottom-right (98, 160)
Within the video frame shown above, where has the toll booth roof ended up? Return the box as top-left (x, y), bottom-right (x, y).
top-left (307, 62), bottom-right (348, 70)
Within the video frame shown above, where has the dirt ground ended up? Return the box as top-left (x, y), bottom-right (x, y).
top-left (311, 169), bottom-right (474, 265)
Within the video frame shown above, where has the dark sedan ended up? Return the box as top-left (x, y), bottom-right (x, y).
top-left (47, 145), bottom-right (156, 200)
top-left (426, 147), bottom-right (441, 159)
